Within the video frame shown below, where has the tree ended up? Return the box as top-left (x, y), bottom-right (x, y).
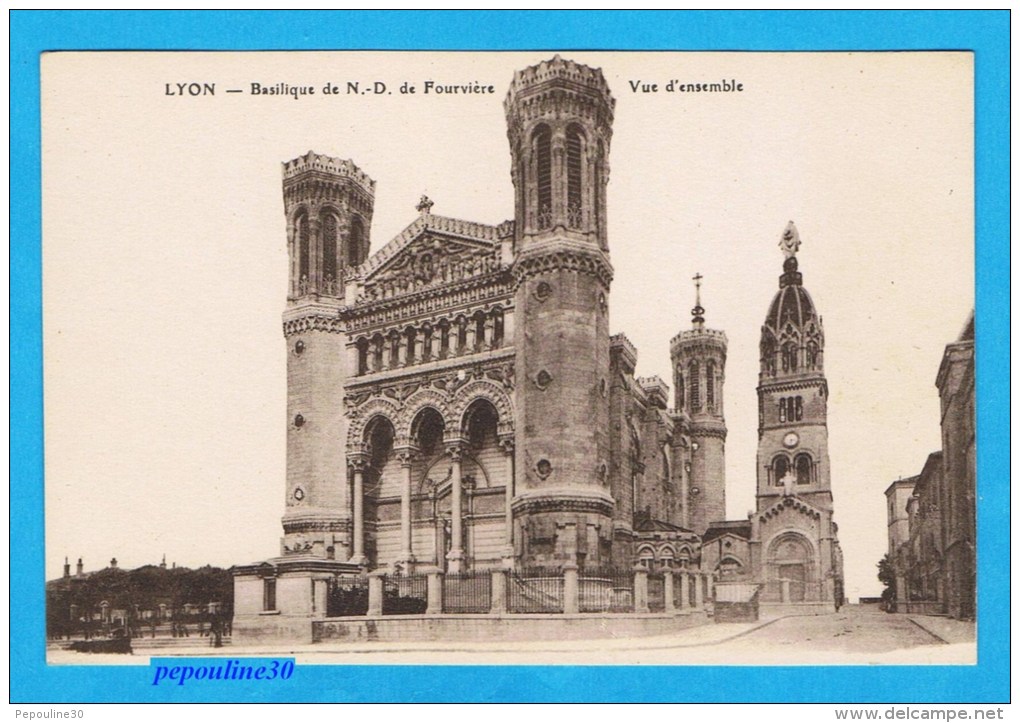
top-left (877, 554), bottom-right (896, 612)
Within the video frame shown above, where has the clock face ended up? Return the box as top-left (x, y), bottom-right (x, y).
top-left (783, 432), bottom-right (800, 449)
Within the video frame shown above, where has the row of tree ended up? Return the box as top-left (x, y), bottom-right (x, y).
top-left (47, 564), bottom-right (233, 640)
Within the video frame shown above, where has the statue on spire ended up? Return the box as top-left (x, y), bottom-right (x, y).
top-left (416, 194), bottom-right (434, 216)
top-left (779, 220), bottom-right (801, 259)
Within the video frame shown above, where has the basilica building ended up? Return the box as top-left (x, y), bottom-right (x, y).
top-left (233, 57), bottom-right (843, 638)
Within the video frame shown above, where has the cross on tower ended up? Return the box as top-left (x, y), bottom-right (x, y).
top-left (691, 272), bottom-right (705, 325)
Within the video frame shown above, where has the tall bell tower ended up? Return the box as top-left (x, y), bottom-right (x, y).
top-left (670, 274), bottom-right (727, 535)
top-left (280, 151), bottom-right (375, 560)
top-left (505, 57), bottom-right (616, 569)
top-left (755, 222), bottom-right (833, 513)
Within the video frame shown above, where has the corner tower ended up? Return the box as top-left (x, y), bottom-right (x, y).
top-left (755, 222), bottom-right (833, 513)
top-left (670, 275), bottom-right (727, 535)
top-left (280, 152), bottom-right (375, 560)
top-left (505, 57), bottom-right (616, 569)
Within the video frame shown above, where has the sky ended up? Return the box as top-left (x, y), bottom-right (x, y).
top-left (41, 51), bottom-right (973, 600)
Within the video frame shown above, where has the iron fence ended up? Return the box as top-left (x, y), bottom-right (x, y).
top-left (326, 575), bottom-right (369, 617)
top-left (578, 567), bottom-right (634, 613)
top-left (507, 568), bottom-right (564, 613)
top-left (442, 572), bottom-right (492, 614)
top-left (383, 574), bottom-right (429, 615)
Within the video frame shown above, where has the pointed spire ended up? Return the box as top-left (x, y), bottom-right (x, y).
top-left (691, 272), bottom-right (705, 329)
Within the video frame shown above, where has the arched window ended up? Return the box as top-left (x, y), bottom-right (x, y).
top-left (533, 125), bottom-right (552, 228)
top-left (778, 397), bottom-right (787, 423)
top-left (676, 547), bottom-right (691, 570)
top-left (761, 335), bottom-right (777, 375)
top-left (296, 211), bottom-right (310, 293)
top-left (795, 396), bottom-right (804, 421)
top-left (795, 453), bottom-right (812, 485)
top-left (675, 367), bottom-right (685, 409)
top-left (782, 342), bottom-right (798, 372)
top-left (638, 546), bottom-right (655, 569)
top-left (412, 408), bottom-right (445, 458)
top-left (371, 334), bottom-right (384, 372)
top-left (689, 361), bottom-right (700, 411)
top-left (773, 455), bottom-right (790, 486)
top-left (566, 124), bottom-right (584, 228)
top-left (806, 341), bottom-right (820, 368)
top-left (659, 547), bottom-right (675, 570)
top-left (348, 217), bottom-right (365, 267)
top-left (706, 360), bottom-right (716, 410)
top-left (465, 399), bottom-right (499, 451)
top-left (321, 212), bottom-right (338, 294)
top-left (404, 326), bottom-right (417, 365)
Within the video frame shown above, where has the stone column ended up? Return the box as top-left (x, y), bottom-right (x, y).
top-left (679, 571), bottom-right (690, 610)
top-left (346, 343), bottom-right (361, 377)
top-left (286, 222), bottom-right (297, 297)
top-left (367, 572), bottom-right (385, 616)
top-left (634, 567), bottom-right (649, 613)
top-left (426, 568), bottom-right (443, 615)
top-left (490, 569), bottom-right (507, 614)
top-left (309, 217), bottom-right (322, 291)
top-left (694, 572), bottom-right (705, 609)
top-left (377, 334), bottom-right (387, 373)
top-left (706, 572), bottom-right (716, 604)
top-left (396, 448), bottom-right (415, 569)
top-left (446, 443), bottom-right (465, 573)
top-left (348, 455), bottom-right (368, 565)
top-left (663, 570), bottom-right (675, 613)
top-left (499, 436), bottom-right (515, 561)
top-left (502, 308), bottom-right (514, 346)
top-left (312, 578), bottom-right (328, 618)
top-left (563, 563), bottom-right (579, 614)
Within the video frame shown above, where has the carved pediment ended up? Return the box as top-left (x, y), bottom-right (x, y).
top-left (362, 230), bottom-right (500, 300)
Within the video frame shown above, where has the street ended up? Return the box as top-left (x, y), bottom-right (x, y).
top-left (48, 607), bottom-right (976, 667)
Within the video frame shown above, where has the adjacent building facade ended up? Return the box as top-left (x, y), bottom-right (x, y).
top-left (885, 313), bottom-right (975, 620)
top-left (233, 57), bottom-right (845, 639)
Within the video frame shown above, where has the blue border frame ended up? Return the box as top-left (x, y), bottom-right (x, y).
top-left (11, 10), bottom-right (1009, 703)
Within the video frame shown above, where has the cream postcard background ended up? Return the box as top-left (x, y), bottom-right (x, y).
top-left (42, 52), bottom-right (973, 604)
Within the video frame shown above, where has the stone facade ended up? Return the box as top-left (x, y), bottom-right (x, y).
top-left (886, 313), bottom-right (975, 619)
top-left (233, 57), bottom-right (847, 638)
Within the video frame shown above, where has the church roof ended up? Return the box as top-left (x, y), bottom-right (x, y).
top-left (763, 258), bottom-right (821, 334)
top-left (633, 515), bottom-right (693, 534)
top-left (702, 520), bottom-right (752, 543)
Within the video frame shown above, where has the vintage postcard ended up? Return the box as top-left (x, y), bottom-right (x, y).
top-left (14, 11), bottom-right (1009, 706)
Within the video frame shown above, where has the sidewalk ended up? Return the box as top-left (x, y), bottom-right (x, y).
top-left (906, 614), bottom-right (976, 645)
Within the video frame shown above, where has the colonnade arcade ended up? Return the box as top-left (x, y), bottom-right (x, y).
top-left (346, 389), bottom-right (514, 573)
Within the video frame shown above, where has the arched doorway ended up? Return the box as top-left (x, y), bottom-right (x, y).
top-left (768, 533), bottom-right (814, 602)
